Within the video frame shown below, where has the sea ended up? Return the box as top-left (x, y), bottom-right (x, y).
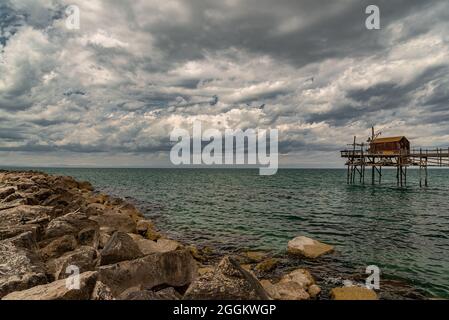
top-left (7, 168), bottom-right (449, 299)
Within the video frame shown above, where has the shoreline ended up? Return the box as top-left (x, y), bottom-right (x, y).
top-left (0, 169), bottom-right (426, 300)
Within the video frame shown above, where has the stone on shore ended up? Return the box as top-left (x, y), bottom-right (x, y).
top-left (39, 235), bottom-right (78, 260)
top-left (2, 271), bottom-right (98, 300)
top-left (99, 232), bottom-right (143, 266)
top-left (45, 212), bottom-right (98, 240)
top-left (119, 287), bottom-right (181, 300)
top-left (255, 258), bottom-right (279, 273)
top-left (99, 249), bottom-right (197, 296)
top-left (0, 232), bottom-right (48, 298)
top-left (136, 219), bottom-right (161, 240)
top-left (287, 236), bottom-right (334, 258)
top-left (280, 268), bottom-right (315, 288)
top-left (128, 234), bottom-right (182, 255)
top-left (91, 281), bottom-right (115, 300)
top-left (47, 246), bottom-right (97, 280)
top-left (261, 280), bottom-right (310, 300)
top-left (330, 286), bottom-right (378, 300)
top-left (260, 268), bottom-right (319, 300)
top-left (183, 256), bottom-right (269, 300)
top-left (0, 205), bottom-right (52, 235)
top-left (241, 251), bottom-right (267, 263)
top-left (0, 186), bottom-right (15, 199)
top-left (90, 212), bottom-right (137, 234)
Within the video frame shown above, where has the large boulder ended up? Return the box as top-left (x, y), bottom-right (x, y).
top-left (183, 256), bottom-right (269, 300)
top-left (99, 249), bottom-right (197, 296)
top-left (2, 271), bottom-right (98, 300)
top-left (260, 269), bottom-right (318, 300)
top-left (39, 235), bottom-right (78, 260)
top-left (47, 246), bottom-right (97, 280)
top-left (287, 236), bottom-right (334, 258)
top-left (0, 232), bottom-right (48, 298)
top-left (89, 212), bottom-right (137, 234)
top-left (330, 286), bottom-right (378, 300)
top-left (261, 280), bottom-right (310, 300)
top-left (99, 232), bottom-right (143, 266)
top-left (45, 212), bottom-right (98, 240)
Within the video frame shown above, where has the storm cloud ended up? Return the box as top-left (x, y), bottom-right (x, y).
top-left (0, 0), bottom-right (449, 167)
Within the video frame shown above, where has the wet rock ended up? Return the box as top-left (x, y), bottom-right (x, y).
top-left (90, 212), bottom-right (137, 234)
top-left (308, 284), bottom-right (321, 299)
top-left (287, 236), bottom-right (334, 258)
top-left (99, 232), bottom-right (143, 266)
top-left (91, 281), bottom-right (115, 300)
top-left (261, 280), bottom-right (310, 300)
top-left (255, 258), bottom-right (279, 273)
top-left (99, 249), bottom-right (197, 296)
top-left (0, 232), bottom-right (48, 298)
top-left (136, 219), bottom-right (160, 239)
top-left (330, 286), bottom-right (378, 300)
top-left (260, 268), bottom-right (317, 300)
top-left (2, 271), bottom-right (98, 300)
top-left (241, 251), bottom-right (267, 263)
top-left (48, 246), bottom-right (97, 280)
top-left (184, 256), bottom-right (269, 300)
top-left (117, 202), bottom-right (142, 219)
top-left (280, 268), bottom-right (315, 288)
top-left (78, 181), bottom-right (94, 191)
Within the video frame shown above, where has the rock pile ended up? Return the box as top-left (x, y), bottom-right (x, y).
top-left (0, 170), bottom-right (345, 300)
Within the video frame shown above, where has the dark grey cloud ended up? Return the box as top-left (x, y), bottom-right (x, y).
top-left (0, 0), bottom-right (449, 166)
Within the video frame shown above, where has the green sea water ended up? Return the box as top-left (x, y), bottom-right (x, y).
top-left (15, 168), bottom-right (449, 298)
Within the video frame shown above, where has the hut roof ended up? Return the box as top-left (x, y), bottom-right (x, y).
top-left (371, 136), bottom-right (408, 144)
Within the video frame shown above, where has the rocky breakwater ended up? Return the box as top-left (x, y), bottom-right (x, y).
top-left (0, 170), bottom-right (197, 300)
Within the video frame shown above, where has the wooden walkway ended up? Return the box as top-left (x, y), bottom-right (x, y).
top-left (340, 147), bottom-right (449, 187)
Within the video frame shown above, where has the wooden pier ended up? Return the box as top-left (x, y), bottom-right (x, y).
top-left (340, 129), bottom-right (449, 187)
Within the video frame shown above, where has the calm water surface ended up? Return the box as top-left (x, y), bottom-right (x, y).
top-left (13, 168), bottom-right (449, 298)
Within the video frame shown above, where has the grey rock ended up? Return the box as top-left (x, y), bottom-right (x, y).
top-left (90, 212), bottom-right (137, 234)
top-left (99, 232), bottom-right (143, 266)
top-left (39, 235), bottom-right (78, 260)
top-left (99, 249), bottom-right (197, 296)
top-left (183, 256), bottom-right (269, 300)
top-left (0, 232), bottom-right (48, 298)
top-left (45, 212), bottom-right (98, 239)
top-left (47, 246), bottom-right (97, 280)
top-left (2, 271), bottom-right (98, 300)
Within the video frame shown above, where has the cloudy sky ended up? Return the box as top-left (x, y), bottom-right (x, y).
top-left (1, 0), bottom-right (449, 167)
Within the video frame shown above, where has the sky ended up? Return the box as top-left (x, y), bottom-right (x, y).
top-left (1, 0), bottom-right (449, 168)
